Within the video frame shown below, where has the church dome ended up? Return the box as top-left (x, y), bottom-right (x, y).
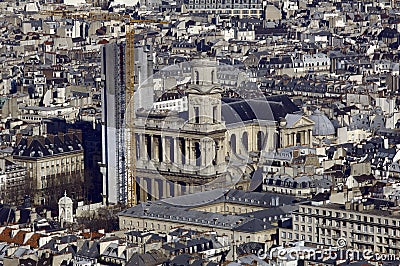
top-left (309, 109), bottom-right (335, 136)
top-left (58, 191), bottom-right (73, 205)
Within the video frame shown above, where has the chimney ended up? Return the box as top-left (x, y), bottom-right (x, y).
top-left (384, 138), bottom-right (389, 149)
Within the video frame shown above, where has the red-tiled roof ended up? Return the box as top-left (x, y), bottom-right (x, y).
top-left (25, 233), bottom-right (42, 248)
top-left (0, 228), bottom-right (42, 248)
top-left (12, 231), bottom-right (27, 245)
top-left (0, 228), bottom-right (12, 243)
top-left (98, 39), bottom-right (108, 44)
top-left (81, 232), bottom-right (104, 240)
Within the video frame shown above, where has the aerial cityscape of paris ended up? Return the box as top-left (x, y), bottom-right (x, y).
top-left (0, 0), bottom-right (400, 265)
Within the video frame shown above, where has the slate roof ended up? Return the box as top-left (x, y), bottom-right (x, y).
top-left (120, 201), bottom-right (274, 232)
top-left (120, 189), bottom-right (303, 233)
top-left (13, 133), bottom-right (83, 158)
top-left (76, 240), bottom-right (100, 259)
top-left (309, 109), bottom-right (335, 136)
top-left (353, 174), bottom-right (376, 183)
top-left (126, 250), bottom-right (167, 266)
top-left (221, 95), bottom-right (300, 124)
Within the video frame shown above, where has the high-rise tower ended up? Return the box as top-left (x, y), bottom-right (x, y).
top-left (100, 41), bottom-right (154, 204)
top-left (101, 42), bottom-right (127, 204)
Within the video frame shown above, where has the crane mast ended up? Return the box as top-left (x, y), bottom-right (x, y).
top-left (125, 27), bottom-right (136, 207)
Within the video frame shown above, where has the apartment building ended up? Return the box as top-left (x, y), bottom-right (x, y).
top-left (280, 198), bottom-right (400, 255)
top-left (0, 157), bottom-right (27, 205)
top-left (185, 0), bottom-right (266, 18)
top-left (12, 130), bottom-right (85, 207)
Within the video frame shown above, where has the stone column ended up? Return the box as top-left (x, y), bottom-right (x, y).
top-left (151, 178), bottom-right (158, 201)
top-left (139, 177), bottom-right (148, 202)
top-left (293, 133), bottom-right (296, 146)
top-left (162, 179), bottom-right (170, 198)
top-left (190, 140), bottom-right (197, 166)
top-left (162, 137), bottom-right (169, 163)
top-left (305, 130), bottom-right (309, 145)
top-left (166, 181), bottom-right (171, 198)
top-left (174, 182), bottom-right (181, 197)
top-left (185, 138), bottom-right (191, 165)
top-left (174, 138), bottom-right (181, 165)
top-left (189, 183), bottom-right (195, 194)
top-left (139, 134), bottom-right (146, 160)
top-left (149, 135), bottom-right (155, 160)
top-left (300, 131), bottom-right (305, 145)
top-left (281, 133), bottom-right (286, 148)
top-left (192, 141), bottom-right (198, 166)
top-left (202, 139), bottom-right (209, 167)
top-left (153, 136), bottom-right (159, 162)
top-left (309, 130), bottom-right (313, 147)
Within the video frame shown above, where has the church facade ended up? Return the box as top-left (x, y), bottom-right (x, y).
top-left (132, 61), bottom-right (314, 203)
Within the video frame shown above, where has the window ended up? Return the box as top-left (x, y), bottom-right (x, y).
top-left (213, 106), bottom-right (218, 123)
top-left (194, 107), bottom-right (200, 123)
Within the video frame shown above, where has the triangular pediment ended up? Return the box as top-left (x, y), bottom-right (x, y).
top-left (285, 114), bottom-right (315, 128)
top-left (293, 116), bottom-right (315, 127)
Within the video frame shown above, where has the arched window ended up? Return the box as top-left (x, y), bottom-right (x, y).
top-left (195, 71), bottom-right (200, 84)
top-left (257, 131), bottom-right (265, 151)
top-left (230, 134), bottom-right (237, 154)
top-left (195, 142), bottom-right (201, 166)
top-left (242, 132), bottom-right (248, 151)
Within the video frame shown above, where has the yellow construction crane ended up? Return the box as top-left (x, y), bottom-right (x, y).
top-left (40, 10), bottom-right (168, 207)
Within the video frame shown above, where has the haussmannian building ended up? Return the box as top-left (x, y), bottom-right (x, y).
top-left (12, 130), bottom-right (85, 207)
top-left (184, 0), bottom-right (267, 18)
top-left (280, 196), bottom-right (400, 255)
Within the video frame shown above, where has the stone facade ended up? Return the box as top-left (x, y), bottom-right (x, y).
top-left (12, 131), bottom-right (85, 207)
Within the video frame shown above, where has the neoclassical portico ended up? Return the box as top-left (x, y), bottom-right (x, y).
top-left (279, 114), bottom-right (314, 148)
